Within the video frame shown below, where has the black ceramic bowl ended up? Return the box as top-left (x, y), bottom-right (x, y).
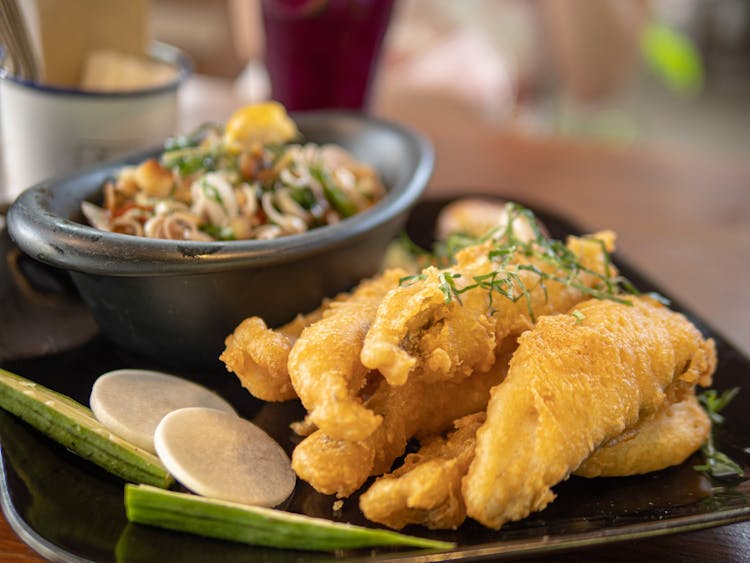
top-left (7, 112), bottom-right (433, 368)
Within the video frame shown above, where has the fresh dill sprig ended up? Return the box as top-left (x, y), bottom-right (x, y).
top-left (694, 388), bottom-right (745, 478)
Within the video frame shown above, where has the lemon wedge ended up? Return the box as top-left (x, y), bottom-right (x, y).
top-left (223, 101), bottom-right (299, 147)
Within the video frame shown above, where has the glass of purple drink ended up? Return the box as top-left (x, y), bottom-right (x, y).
top-left (261, 0), bottom-right (395, 111)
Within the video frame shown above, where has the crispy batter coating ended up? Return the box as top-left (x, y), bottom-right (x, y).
top-left (575, 393), bottom-right (711, 478)
top-left (292, 345), bottom-right (513, 498)
top-left (221, 198), bottom-right (722, 534)
top-left (359, 412), bottom-right (485, 530)
top-left (287, 269), bottom-right (406, 441)
top-left (359, 265), bottom-right (495, 386)
top-left (359, 392), bottom-right (711, 530)
top-left (220, 304), bottom-right (329, 402)
top-left (463, 297), bottom-right (716, 529)
top-left (360, 232), bottom-right (617, 387)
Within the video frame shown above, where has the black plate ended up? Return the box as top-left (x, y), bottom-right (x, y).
top-left (1, 198), bottom-right (749, 562)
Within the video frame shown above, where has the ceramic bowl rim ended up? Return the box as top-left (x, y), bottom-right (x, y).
top-left (0, 42), bottom-right (192, 98)
top-left (7, 111), bottom-right (433, 276)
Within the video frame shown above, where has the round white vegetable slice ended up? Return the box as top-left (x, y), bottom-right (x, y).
top-left (154, 407), bottom-right (296, 507)
top-left (90, 369), bottom-right (236, 454)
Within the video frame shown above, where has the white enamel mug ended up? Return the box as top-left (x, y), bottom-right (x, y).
top-left (0, 42), bottom-right (191, 204)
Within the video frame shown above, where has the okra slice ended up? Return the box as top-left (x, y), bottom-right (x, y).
top-left (125, 485), bottom-right (454, 552)
top-left (0, 369), bottom-right (172, 488)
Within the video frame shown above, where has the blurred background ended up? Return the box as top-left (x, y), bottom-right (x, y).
top-left (152, 0), bottom-right (750, 155)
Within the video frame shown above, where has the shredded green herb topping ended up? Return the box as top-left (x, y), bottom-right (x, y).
top-left (401, 203), bottom-right (638, 321)
top-left (694, 388), bottom-right (745, 478)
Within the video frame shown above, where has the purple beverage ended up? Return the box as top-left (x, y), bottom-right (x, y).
top-left (261, 0), bottom-right (395, 111)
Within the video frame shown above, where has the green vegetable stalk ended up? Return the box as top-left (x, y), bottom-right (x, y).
top-left (0, 369), bottom-right (172, 488)
top-left (125, 485), bottom-right (455, 552)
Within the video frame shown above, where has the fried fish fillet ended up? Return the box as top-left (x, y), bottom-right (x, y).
top-left (220, 305), bottom-right (329, 402)
top-left (292, 345), bottom-right (513, 498)
top-left (360, 231), bottom-right (617, 387)
top-left (287, 269), bottom-right (406, 441)
top-left (359, 264), bottom-right (496, 386)
top-left (575, 393), bottom-right (711, 478)
top-left (359, 412), bottom-right (485, 530)
top-left (359, 394), bottom-right (713, 530)
top-left (463, 296), bottom-right (716, 529)
top-left (359, 391), bottom-right (710, 530)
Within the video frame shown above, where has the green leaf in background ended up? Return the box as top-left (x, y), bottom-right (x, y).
top-left (641, 21), bottom-right (704, 96)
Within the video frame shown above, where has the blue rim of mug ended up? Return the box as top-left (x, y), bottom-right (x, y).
top-left (0, 41), bottom-right (192, 98)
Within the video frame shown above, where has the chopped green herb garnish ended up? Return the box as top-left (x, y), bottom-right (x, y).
top-left (699, 388), bottom-right (739, 426)
top-left (200, 178), bottom-right (225, 207)
top-left (199, 224), bottom-right (236, 241)
top-left (693, 449), bottom-right (743, 478)
top-left (571, 310), bottom-right (585, 323)
top-left (438, 272), bottom-right (464, 305)
top-left (434, 232), bottom-right (484, 266)
top-left (399, 203), bottom-right (637, 321)
top-left (164, 134), bottom-right (200, 152)
top-left (310, 164), bottom-right (358, 217)
top-left (289, 186), bottom-right (317, 210)
top-left (163, 122), bottom-right (221, 152)
top-left (162, 148), bottom-right (221, 176)
top-left (399, 273), bottom-right (426, 287)
top-left (695, 387), bottom-right (744, 478)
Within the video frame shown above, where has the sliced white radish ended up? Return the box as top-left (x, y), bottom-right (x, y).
top-left (90, 369), bottom-right (235, 454)
top-left (154, 407), bottom-right (296, 507)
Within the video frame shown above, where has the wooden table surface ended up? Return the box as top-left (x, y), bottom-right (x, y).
top-left (1, 76), bottom-right (748, 561)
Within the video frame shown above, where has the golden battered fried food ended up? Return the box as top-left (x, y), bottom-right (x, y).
top-left (575, 393), bottom-right (711, 478)
top-left (360, 243), bottom-right (497, 387)
top-left (359, 265), bottom-right (496, 386)
top-left (287, 269), bottom-right (406, 442)
top-left (359, 412), bottom-right (484, 530)
top-left (361, 231), bottom-right (617, 387)
top-left (220, 305), bottom-right (329, 402)
top-left (463, 297), bottom-right (716, 529)
top-left (221, 198), bottom-right (724, 534)
top-left (292, 346), bottom-right (513, 498)
top-left (360, 392), bottom-right (711, 530)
